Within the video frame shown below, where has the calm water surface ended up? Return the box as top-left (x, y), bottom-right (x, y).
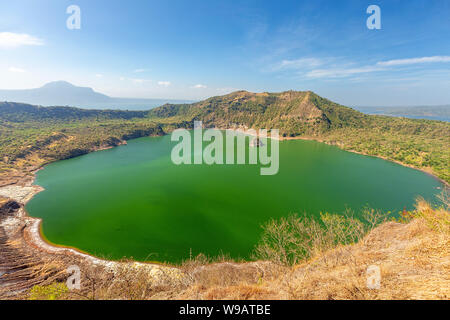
top-left (26, 134), bottom-right (443, 263)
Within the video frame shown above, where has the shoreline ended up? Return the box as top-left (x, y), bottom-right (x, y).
top-left (0, 131), bottom-right (447, 271)
top-left (224, 127), bottom-right (448, 188)
top-left (284, 136), bottom-right (449, 189)
top-left (0, 167), bottom-right (185, 281)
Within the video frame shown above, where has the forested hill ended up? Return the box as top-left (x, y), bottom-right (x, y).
top-left (150, 90), bottom-right (369, 136)
top-left (0, 102), bottom-right (149, 122)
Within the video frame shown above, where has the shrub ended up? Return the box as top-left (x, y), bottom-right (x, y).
top-left (253, 209), bottom-right (387, 266)
top-left (28, 283), bottom-right (68, 300)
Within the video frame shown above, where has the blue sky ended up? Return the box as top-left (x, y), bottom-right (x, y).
top-left (0, 0), bottom-right (449, 105)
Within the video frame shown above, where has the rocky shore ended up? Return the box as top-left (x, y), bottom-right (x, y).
top-left (0, 179), bottom-right (184, 299)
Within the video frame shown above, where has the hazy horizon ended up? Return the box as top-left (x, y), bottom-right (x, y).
top-left (2, 80), bottom-right (450, 109)
top-left (4, 80), bottom-right (450, 108)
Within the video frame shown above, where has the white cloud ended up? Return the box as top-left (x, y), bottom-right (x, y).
top-left (306, 66), bottom-right (382, 78)
top-left (193, 84), bottom-right (207, 89)
top-left (377, 56), bottom-right (450, 66)
top-left (0, 32), bottom-right (44, 48)
top-left (133, 68), bottom-right (149, 73)
top-left (119, 77), bottom-right (151, 84)
top-left (8, 66), bottom-right (26, 73)
top-left (274, 58), bottom-right (323, 71)
top-left (216, 87), bottom-right (238, 94)
top-left (95, 74), bottom-right (103, 78)
top-left (271, 55), bottom-right (450, 79)
top-left (158, 81), bottom-right (171, 87)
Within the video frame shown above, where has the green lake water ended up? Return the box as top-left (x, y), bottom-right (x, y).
top-left (26, 133), bottom-right (443, 263)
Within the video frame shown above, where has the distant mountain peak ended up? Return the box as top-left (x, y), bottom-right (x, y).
top-left (41, 81), bottom-right (77, 88)
top-left (43, 80), bottom-right (103, 95)
top-left (0, 81), bottom-right (192, 109)
top-left (0, 81), bottom-right (110, 106)
top-left (40, 81), bottom-right (95, 93)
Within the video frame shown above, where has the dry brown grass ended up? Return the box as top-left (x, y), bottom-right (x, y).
top-left (167, 197), bottom-right (449, 300)
top-left (17, 195), bottom-right (450, 300)
top-left (257, 197), bottom-right (450, 300)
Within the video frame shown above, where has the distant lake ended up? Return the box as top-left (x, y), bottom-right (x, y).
top-left (364, 112), bottom-right (449, 122)
top-left (26, 134), bottom-right (443, 263)
top-left (354, 106), bottom-right (450, 122)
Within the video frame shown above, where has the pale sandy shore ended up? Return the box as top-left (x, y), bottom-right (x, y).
top-left (0, 180), bottom-right (184, 289)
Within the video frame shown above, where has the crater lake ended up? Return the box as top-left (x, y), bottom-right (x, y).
top-left (26, 133), bottom-right (443, 263)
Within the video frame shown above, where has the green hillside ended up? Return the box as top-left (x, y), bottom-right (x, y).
top-left (150, 91), bottom-right (369, 136)
top-left (0, 102), bottom-right (149, 122)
